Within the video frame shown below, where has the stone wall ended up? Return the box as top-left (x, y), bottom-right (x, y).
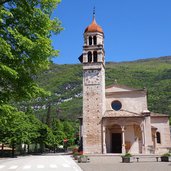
top-left (82, 64), bottom-right (105, 154)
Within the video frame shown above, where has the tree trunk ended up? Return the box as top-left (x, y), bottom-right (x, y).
top-left (27, 144), bottom-right (30, 154)
top-left (40, 143), bottom-right (44, 153)
top-left (34, 143), bottom-right (37, 153)
top-left (23, 144), bottom-right (26, 155)
top-left (1, 144), bottom-right (4, 157)
top-left (11, 143), bottom-right (15, 158)
top-left (19, 144), bottom-right (22, 155)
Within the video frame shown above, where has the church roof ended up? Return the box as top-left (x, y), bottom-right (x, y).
top-left (103, 109), bottom-right (143, 118)
top-left (105, 84), bottom-right (146, 96)
top-left (151, 126), bottom-right (158, 130)
top-left (103, 110), bottom-right (169, 118)
top-left (150, 112), bottom-right (169, 117)
top-left (84, 17), bottom-right (103, 33)
top-left (106, 84), bottom-right (145, 92)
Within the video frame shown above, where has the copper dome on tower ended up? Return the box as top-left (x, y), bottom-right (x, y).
top-left (84, 17), bottom-right (103, 33)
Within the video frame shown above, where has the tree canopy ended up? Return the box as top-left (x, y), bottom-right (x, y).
top-left (0, 0), bottom-right (65, 156)
top-left (0, 0), bottom-right (63, 106)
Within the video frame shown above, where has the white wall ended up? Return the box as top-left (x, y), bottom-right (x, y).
top-left (106, 90), bottom-right (147, 114)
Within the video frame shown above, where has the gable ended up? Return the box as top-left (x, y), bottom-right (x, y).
top-left (105, 84), bottom-right (144, 93)
top-left (103, 110), bottom-right (143, 118)
top-left (105, 84), bottom-right (148, 114)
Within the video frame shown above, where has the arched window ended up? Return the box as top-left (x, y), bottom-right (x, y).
top-left (156, 132), bottom-right (161, 143)
top-left (93, 51), bottom-right (98, 62)
top-left (89, 36), bottom-right (92, 45)
top-left (93, 36), bottom-right (97, 45)
top-left (88, 51), bottom-right (92, 63)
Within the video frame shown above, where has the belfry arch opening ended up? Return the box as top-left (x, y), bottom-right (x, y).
top-left (89, 36), bottom-right (92, 45)
top-left (93, 51), bottom-right (98, 62)
top-left (93, 36), bottom-right (97, 45)
top-left (88, 51), bottom-right (92, 63)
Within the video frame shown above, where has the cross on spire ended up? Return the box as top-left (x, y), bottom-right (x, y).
top-left (93, 6), bottom-right (95, 19)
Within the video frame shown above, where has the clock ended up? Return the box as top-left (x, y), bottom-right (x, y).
top-left (84, 70), bottom-right (100, 85)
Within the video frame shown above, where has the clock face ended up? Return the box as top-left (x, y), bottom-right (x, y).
top-left (84, 70), bottom-right (100, 85)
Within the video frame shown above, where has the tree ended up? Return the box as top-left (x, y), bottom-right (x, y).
top-left (46, 102), bottom-right (52, 127)
top-left (0, 104), bottom-right (58, 156)
top-left (0, 105), bottom-right (37, 157)
top-left (33, 123), bottom-right (54, 153)
top-left (52, 119), bottom-right (65, 146)
top-left (0, 0), bottom-right (63, 106)
top-left (0, 0), bottom-right (63, 154)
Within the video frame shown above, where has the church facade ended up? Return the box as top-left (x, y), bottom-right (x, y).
top-left (79, 15), bottom-right (171, 154)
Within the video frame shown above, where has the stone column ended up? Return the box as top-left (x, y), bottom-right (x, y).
top-left (121, 126), bottom-right (126, 154)
top-left (154, 133), bottom-right (157, 153)
top-left (144, 114), bottom-right (153, 154)
top-left (87, 37), bottom-right (89, 45)
top-left (102, 126), bottom-right (106, 154)
top-left (140, 123), bottom-right (145, 154)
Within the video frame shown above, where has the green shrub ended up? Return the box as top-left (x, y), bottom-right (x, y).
top-left (122, 153), bottom-right (132, 157)
top-left (161, 153), bottom-right (171, 157)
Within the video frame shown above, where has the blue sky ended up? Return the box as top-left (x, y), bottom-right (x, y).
top-left (51, 0), bottom-right (171, 64)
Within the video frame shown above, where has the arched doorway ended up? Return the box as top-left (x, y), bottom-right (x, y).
top-left (109, 124), bottom-right (122, 153)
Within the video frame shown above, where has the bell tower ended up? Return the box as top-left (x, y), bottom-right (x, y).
top-left (79, 11), bottom-right (105, 154)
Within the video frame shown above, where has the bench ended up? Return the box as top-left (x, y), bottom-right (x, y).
top-left (132, 155), bottom-right (160, 162)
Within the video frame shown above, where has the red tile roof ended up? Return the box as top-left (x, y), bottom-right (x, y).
top-left (84, 18), bottom-right (103, 33)
top-left (103, 110), bottom-right (143, 118)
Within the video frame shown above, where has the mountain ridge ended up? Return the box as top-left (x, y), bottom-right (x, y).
top-left (32, 56), bottom-right (171, 122)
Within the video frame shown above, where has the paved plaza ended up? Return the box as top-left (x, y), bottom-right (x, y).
top-left (78, 155), bottom-right (171, 171)
top-left (0, 154), bottom-right (82, 171)
top-left (0, 154), bottom-right (171, 171)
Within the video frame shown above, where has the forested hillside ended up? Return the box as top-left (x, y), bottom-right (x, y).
top-left (28, 56), bottom-right (171, 123)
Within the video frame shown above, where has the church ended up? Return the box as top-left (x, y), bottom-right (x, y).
top-left (78, 13), bottom-right (171, 154)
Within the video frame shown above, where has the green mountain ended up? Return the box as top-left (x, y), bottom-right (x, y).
top-left (32, 56), bottom-right (171, 122)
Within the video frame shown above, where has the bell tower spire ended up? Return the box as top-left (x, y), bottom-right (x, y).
top-left (79, 13), bottom-right (106, 154)
top-left (81, 11), bottom-right (105, 64)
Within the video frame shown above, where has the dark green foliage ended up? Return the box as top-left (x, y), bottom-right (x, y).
top-left (33, 56), bottom-right (171, 124)
top-left (30, 64), bottom-right (82, 121)
top-left (105, 57), bottom-right (171, 116)
top-left (51, 119), bottom-right (78, 147)
top-left (0, 0), bottom-right (63, 155)
top-left (0, 105), bottom-right (47, 156)
top-left (0, 0), bottom-right (62, 104)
